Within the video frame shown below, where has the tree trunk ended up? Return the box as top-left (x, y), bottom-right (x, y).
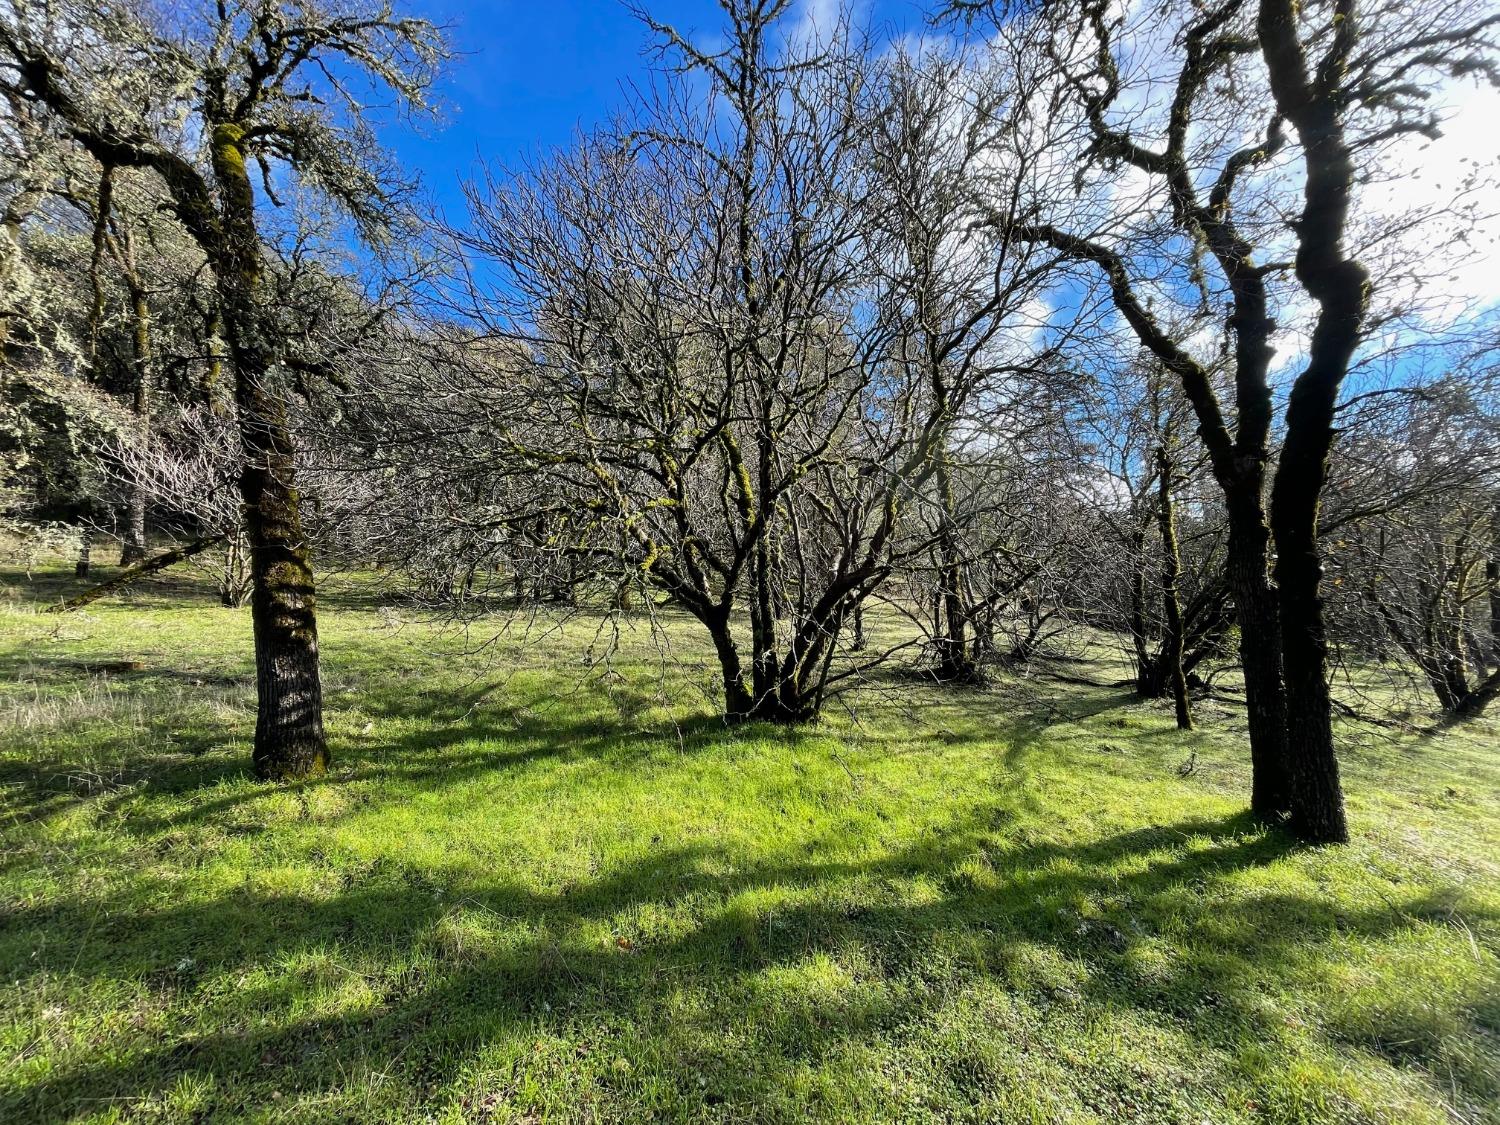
top-left (74, 528), bottom-right (92, 579)
top-left (1488, 508), bottom-right (1499, 671)
top-left (211, 123), bottom-right (326, 781)
top-left (1223, 488), bottom-right (1292, 820)
top-left (220, 531), bottom-right (251, 608)
top-left (1450, 668), bottom-right (1500, 720)
top-left (238, 378), bottom-right (326, 780)
top-left (1129, 518), bottom-right (1158, 697)
top-left (933, 536), bottom-right (974, 682)
top-left (6, 22), bottom-right (327, 778)
top-left (932, 460), bottom-right (980, 683)
top-left (1, 179), bottom-right (43, 365)
top-left (119, 483), bottom-right (148, 566)
top-left (705, 607), bottom-right (754, 720)
top-left (749, 536), bottom-right (779, 711)
top-left (119, 286), bottom-right (152, 566)
top-left (1272, 460), bottom-right (1349, 844)
top-left (204, 310), bottom-right (229, 412)
top-left (1260, 0), bottom-right (1364, 845)
top-left (1431, 660), bottom-right (1466, 714)
top-left (1156, 446), bottom-right (1193, 730)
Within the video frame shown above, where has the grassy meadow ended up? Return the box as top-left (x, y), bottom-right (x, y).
top-left (1, 563), bottom-right (1497, 1123)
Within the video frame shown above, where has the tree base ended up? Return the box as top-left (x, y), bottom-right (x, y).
top-left (253, 741), bottom-right (330, 781)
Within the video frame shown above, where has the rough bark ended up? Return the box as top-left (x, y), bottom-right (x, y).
top-left (4, 33), bottom-right (328, 780)
top-left (1221, 487), bottom-right (1292, 818)
top-left (210, 123), bottom-right (328, 781)
top-left (1260, 0), bottom-right (1358, 844)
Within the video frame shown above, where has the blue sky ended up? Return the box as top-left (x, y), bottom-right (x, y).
top-left (370, 0), bottom-right (1499, 360)
top-left (384, 0), bottom-right (932, 220)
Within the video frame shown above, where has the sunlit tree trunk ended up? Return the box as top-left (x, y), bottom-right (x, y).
top-left (119, 282), bottom-right (152, 565)
top-left (74, 528), bottom-right (92, 578)
top-left (1156, 443), bottom-right (1193, 730)
top-left (210, 123), bottom-right (327, 780)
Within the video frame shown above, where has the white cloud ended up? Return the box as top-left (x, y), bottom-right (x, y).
top-left (791, 0), bottom-right (858, 48)
top-left (1360, 75), bottom-right (1500, 323)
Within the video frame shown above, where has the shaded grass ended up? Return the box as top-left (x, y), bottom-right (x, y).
top-left (1, 565), bottom-right (1498, 1123)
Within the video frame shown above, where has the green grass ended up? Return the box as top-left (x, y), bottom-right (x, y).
top-left (2, 565), bottom-right (1498, 1123)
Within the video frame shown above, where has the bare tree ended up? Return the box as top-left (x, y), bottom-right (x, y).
top-left (1327, 369), bottom-right (1500, 717)
top-left (861, 45), bottom-right (1066, 683)
top-left (351, 2), bottom-right (1063, 721)
top-left (1069, 349), bottom-right (1233, 711)
top-left (949, 0), bottom-right (1500, 842)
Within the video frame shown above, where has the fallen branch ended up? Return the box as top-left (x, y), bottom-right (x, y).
top-left (1329, 697), bottom-right (1406, 729)
top-left (45, 533), bottom-right (230, 613)
top-left (1027, 668), bottom-right (1121, 689)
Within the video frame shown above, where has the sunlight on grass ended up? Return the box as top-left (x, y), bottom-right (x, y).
top-left (2, 569), bottom-right (1497, 1123)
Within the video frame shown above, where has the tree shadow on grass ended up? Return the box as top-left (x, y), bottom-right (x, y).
top-left (11, 602), bottom-right (1485, 1115)
top-left (0, 657), bottom-right (758, 843)
top-left (5, 578), bottom-right (1493, 1116)
top-left (1, 563), bottom-right (403, 613)
top-left (0, 656), bottom-right (253, 692)
top-left (7, 802), bottom-right (1492, 1121)
top-left (0, 641), bottom-right (1165, 866)
top-left (2, 565), bottom-right (235, 609)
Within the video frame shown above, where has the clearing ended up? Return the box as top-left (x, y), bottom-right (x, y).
top-left (2, 569), bottom-right (1497, 1123)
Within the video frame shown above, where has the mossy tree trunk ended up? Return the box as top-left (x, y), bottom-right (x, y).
top-left (118, 276), bottom-right (152, 566)
top-left (210, 123), bottom-right (327, 781)
top-left (0, 0), bottom-right (446, 783)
